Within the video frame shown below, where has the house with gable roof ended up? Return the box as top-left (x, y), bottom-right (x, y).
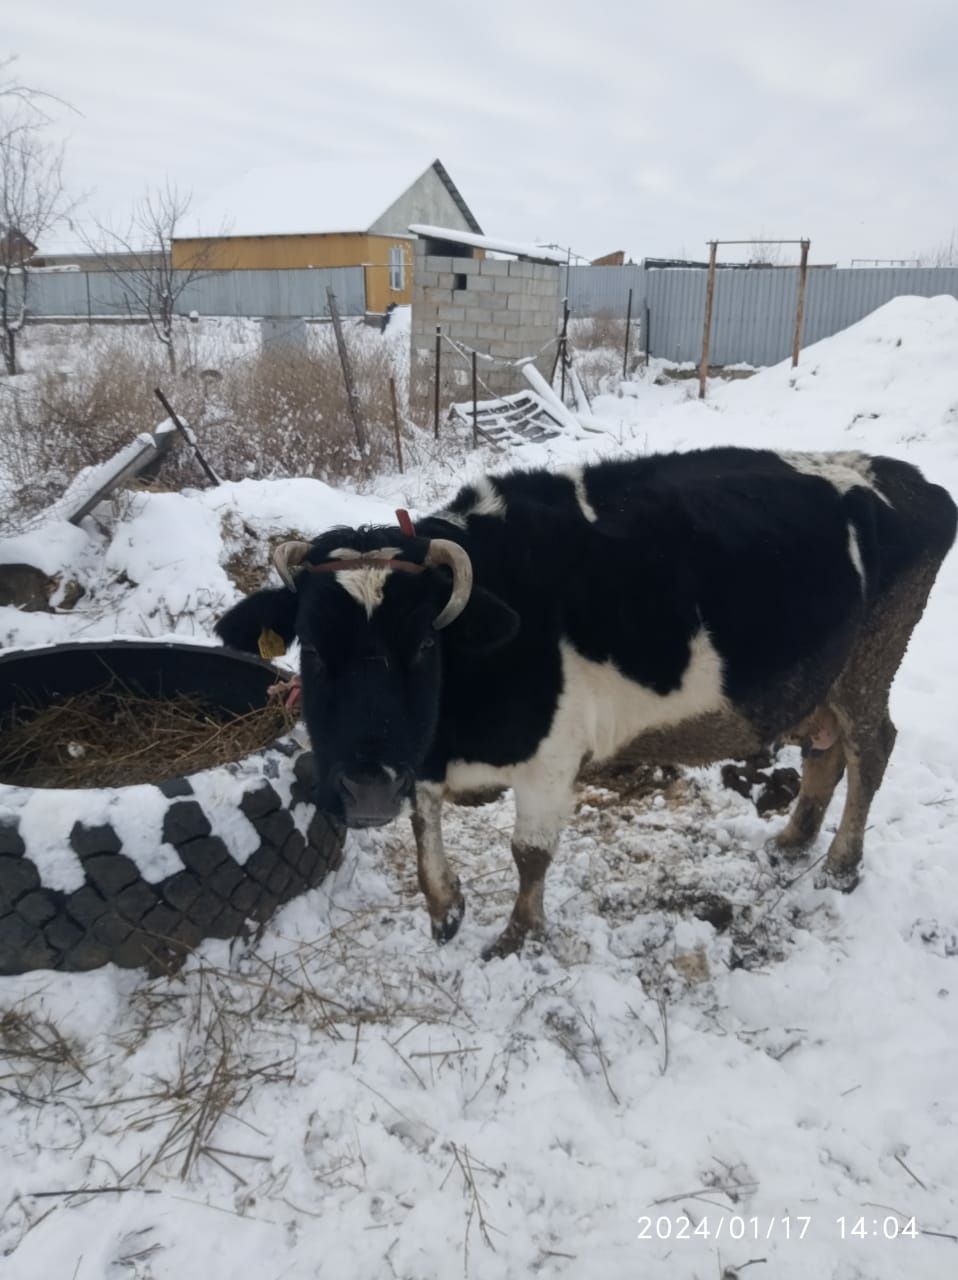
top-left (171, 157), bottom-right (481, 316)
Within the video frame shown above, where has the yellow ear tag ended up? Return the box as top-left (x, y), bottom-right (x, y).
top-left (258, 628), bottom-right (287, 660)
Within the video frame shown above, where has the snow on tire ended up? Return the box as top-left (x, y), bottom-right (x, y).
top-left (0, 641), bottom-right (345, 976)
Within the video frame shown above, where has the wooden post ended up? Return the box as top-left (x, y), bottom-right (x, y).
top-left (471, 350), bottom-right (478, 449)
top-left (85, 274), bottom-right (92, 325)
top-left (153, 387), bottom-right (220, 485)
top-left (791, 238), bottom-right (810, 368)
top-left (622, 286), bottom-right (633, 379)
top-left (389, 376), bottom-right (404, 473)
top-left (559, 298), bottom-right (570, 404)
top-left (698, 240), bottom-right (718, 400)
top-left (325, 287), bottom-right (367, 456)
top-left (433, 325), bottom-right (441, 438)
top-left (644, 303), bottom-right (651, 366)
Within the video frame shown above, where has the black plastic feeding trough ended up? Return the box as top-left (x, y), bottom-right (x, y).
top-left (0, 641), bottom-right (344, 975)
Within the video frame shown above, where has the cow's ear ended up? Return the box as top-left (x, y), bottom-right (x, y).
top-left (441, 586), bottom-right (518, 655)
top-left (215, 588), bottom-right (298, 655)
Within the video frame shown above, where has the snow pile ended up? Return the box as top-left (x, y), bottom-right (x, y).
top-left (1, 297), bottom-right (957, 1280)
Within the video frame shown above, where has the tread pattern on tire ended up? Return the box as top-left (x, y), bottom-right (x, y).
top-left (0, 748), bottom-right (344, 975)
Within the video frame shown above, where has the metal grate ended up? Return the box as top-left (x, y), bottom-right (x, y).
top-left (447, 391), bottom-right (564, 446)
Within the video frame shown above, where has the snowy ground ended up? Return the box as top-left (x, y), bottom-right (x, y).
top-left (1, 297), bottom-right (957, 1279)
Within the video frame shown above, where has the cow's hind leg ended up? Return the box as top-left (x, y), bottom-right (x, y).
top-left (820, 561), bottom-right (938, 891)
top-left (821, 710), bottom-right (895, 889)
top-left (482, 761), bottom-right (576, 961)
top-left (481, 842), bottom-right (552, 961)
top-left (775, 740), bottom-right (846, 857)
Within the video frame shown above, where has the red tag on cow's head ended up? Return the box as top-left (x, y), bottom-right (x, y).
top-left (396, 508), bottom-right (416, 537)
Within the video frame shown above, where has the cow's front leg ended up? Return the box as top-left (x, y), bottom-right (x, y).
top-left (482, 765), bottom-right (575, 961)
top-left (412, 782), bottom-right (465, 944)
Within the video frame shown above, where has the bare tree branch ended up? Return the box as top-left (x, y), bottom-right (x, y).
top-left (0, 115), bottom-right (75, 374)
top-left (0, 54), bottom-right (79, 132)
top-left (914, 228), bottom-right (958, 268)
top-left (83, 183), bottom-right (218, 374)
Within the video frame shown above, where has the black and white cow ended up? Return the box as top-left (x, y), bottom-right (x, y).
top-left (216, 448), bottom-right (956, 958)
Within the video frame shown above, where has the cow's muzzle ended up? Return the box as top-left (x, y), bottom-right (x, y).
top-left (334, 765), bottom-right (414, 828)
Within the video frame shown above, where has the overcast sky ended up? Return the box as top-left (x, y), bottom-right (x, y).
top-left (7, 0), bottom-right (958, 265)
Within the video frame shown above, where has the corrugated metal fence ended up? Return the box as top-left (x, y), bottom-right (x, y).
top-left (566, 265), bottom-right (958, 366)
top-left (23, 266), bottom-right (366, 320)
top-left (22, 262), bottom-right (958, 366)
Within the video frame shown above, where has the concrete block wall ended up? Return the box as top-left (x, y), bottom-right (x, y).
top-left (411, 241), bottom-right (562, 405)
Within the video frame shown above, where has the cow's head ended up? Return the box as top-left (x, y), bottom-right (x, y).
top-left (216, 522), bottom-right (518, 828)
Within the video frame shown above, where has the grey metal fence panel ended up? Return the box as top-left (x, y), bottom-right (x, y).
top-left (26, 266), bottom-right (366, 319)
top-left (567, 264), bottom-right (958, 366)
top-left (646, 269), bottom-right (704, 365)
top-left (566, 264), bottom-right (646, 318)
top-left (801, 268), bottom-right (958, 354)
top-left (26, 271), bottom-right (134, 317)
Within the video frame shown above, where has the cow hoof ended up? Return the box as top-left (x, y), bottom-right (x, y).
top-left (814, 865), bottom-right (861, 893)
top-left (481, 921), bottom-right (539, 962)
top-left (766, 835), bottom-right (809, 866)
top-left (432, 895), bottom-right (465, 945)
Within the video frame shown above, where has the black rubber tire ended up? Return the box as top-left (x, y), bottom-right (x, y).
top-left (0, 641), bottom-right (344, 976)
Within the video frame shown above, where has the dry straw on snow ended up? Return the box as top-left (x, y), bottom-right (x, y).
top-left (0, 678), bottom-right (289, 788)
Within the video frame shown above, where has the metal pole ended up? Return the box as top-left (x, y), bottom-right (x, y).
top-left (471, 350), bottom-right (478, 449)
top-left (622, 286), bottom-right (633, 379)
top-left (698, 241), bottom-right (718, 400)
top-left (559, 298), bottom-right (569, 404)
top-left (433, 325), bottom-right (441, 439)
top-left (153, 387), bottom-right (220, 485)
top-left (791, 238), bottom-right (810, 368)
top-left (85, 274), bottom-right (92, 325)
top-left (389, 375), bottom-right (404, 474)
top-left (325, 286), bottom-right (367, 456)
top-left (644, 303), bottom-right (651, 366)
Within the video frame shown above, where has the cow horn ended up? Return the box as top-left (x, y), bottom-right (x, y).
top-left (425, 539), bottom-right (473, 629)
top-left (273, 540), bottom-right (311, 589)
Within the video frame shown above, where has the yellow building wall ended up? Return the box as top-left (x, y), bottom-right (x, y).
top-left (172, 232), bottom-right (415, 313)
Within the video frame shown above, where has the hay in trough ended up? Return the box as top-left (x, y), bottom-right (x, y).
top-left (0, 676), bottom-right (292, 789)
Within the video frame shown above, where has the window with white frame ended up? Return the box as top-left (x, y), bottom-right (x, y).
top-left (389, 245), bottom-right (405, 291)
